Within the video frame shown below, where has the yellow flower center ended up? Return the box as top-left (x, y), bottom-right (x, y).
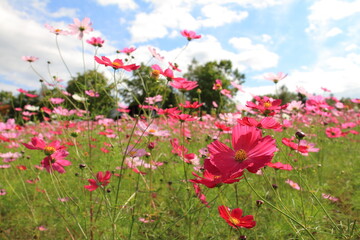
top-left (264, 102), bottom-right (272, 108)
top-left (151, 70), bottom-right (160, 79)
top-left (112, 62), bottom-right (121, 67)
top-left (44, 146), bottom-right (56, 156)
top-left (234, 149), bottom-right (247, 162)
top-left (229, 217), bottom-right (240, 225)
top-left (148, 129), bottom-right (156, 133)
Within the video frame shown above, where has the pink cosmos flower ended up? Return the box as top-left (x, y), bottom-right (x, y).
top-left (285, 179), bottom-right (301, 190)
top-left (220, 89), bottom-right (232, 98)
top-left (41, 150), bottom-right (71, 174)
top-left (22, 56), bottom-right (38, 62)
top-left (246, 96), bottom-right (287, 116)
top-left (190, 159), bottom-right (243, 188)
top-left (179, 101), bottom-right (203, 109)
top-left (84, 171), bottom-right (112, 191)
top-left (137, 121), bottom-right (170, 137)
top-left (145, 95), bottom-right (162, 104)
top-left (50, 98), bottom-right (65, 104)
top-left (68, 17), bottom-right (93, 39)
top-left (266, 162), bottom-right (292, 171)
top-left (230, 81), bottom-right (245, 92)
top-left (180, 30), bottom-right (201, 41)
top-left (213, 79), bottom-right (222, 90)
top-left (218, 205), bottom-right (256, 229)
top-left (192, 183), bottom-right (210, 207)
top-left (22, 137), bottom-right (66, 155)
top-left (95, 56), bottom-right (140, 71)
top-left (0, 189), bottom-right (7, 196)
top-left (325, 127), bottom-right (342, 138)
top-left (169, 62), bottom-right (182, 72)
top-left (169, 78), bottom-right (198, 92)
top-left (148, 47), bottom-right (164, 61)
top-left (264, 72), bottom-right (288, 84)
top-left (86, 37), bottom-right (104, 47)
top-left (85, 90), bottom-right (99, 97)
top-left (322, 193), bottom-right (339, 202)
top-left (208, 124), bottom-right (277, 175)
top-left (151, 64), bottom-right (174, 80)
top-left (117, 47), bottom-right (137, 55)
top-left (237, 117), bottom-right (282, 131)
top-left (44, 24), bottom-right (70, 35)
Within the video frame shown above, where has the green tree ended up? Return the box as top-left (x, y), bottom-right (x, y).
top-left (184, 59), bottom-right (245, 113)
top-left (121, 63), bottom-right (176, 109)
top-left (265, 85), bottom-right (298, 104)
top-left (64, 70), bottom-right (115, 116)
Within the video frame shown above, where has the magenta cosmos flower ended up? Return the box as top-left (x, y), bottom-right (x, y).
top-left (218, 205), bottom-right (256, 229)
top-left (117, 47), bottom-right (137, 55)
top-left (22, 137), bottom-right (66, 155)
top-left (68, 17), bottom-right (93, 39)
top-left (95, 56), bottom-right (140, 71)
top-left (86, 37), bottom-right (104, 47)
top-left (169, 78), bottom-right (198, 92)
top-left (41, 150), bottom-right (71, 174)
top-left (208, 124), bottom-right (277, 174)
top-left (180, 30), bottom-right (201, 41)
top-left (84, 171), bottom-right (111, 191)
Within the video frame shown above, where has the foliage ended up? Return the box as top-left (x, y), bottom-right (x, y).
top-left (121, 63), bottom-right (176, 108)
top-left (184, 59), bottom-right (245, 113)
top-left (64, 70), bottom-right (115, 116)
top-left (265, 85), bottom-right (299, 104)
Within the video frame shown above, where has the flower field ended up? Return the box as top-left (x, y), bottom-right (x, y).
top-left (0, 17), bottom-right (360, 240)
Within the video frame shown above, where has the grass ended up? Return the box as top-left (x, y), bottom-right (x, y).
top-left (0, 112), bottom-right (359, 240)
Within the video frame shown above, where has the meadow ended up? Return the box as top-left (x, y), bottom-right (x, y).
top-left (0, 17), bottom-right (360, 240)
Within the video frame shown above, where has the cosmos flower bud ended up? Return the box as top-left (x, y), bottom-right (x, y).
top-left (256, 200), bottom-right (264, 207)
top-left (295, 131), bottom-right (306, 140)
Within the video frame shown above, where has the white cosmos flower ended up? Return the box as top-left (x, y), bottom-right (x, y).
top-left (72, 94), bottom-right (87, 102)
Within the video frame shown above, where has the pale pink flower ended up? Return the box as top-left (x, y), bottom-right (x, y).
top-left (148, 47), bottom-right (164, 62)
top-left (322, 193), bottom-right (339, 202)
top-left (38, 226), bottom-right (48, 231)
top-left (22, 56), bottom-right (38, 62)
top-left (0, 189), bottom-right (7, 196)
top-left (85, 90), bottom-right (99, 97)
top-left (285, 179), bottom-right (301, 190)
top-left (220, 89), bottom-right (232, 98)
top-left (44, 24), bottom-right (70, 35)
top-left (68, 17), bottom-right (93, 39)
top-left (117, 47), bottom-right (137, 55)
top-left (264, 72), bottom-right (287, 84)
top-left (50, 98), bottom-right (65, 104)
top-left (145, 95), bottom-right (162, 104)
top-left (230, 81), bottom-right (245, 92)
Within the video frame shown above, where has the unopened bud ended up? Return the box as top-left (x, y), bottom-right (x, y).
top-left (295, 131), bottom-right (305, 140)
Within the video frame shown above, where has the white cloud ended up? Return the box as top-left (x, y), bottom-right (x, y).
top-left (199, 4), bottom-right (248, 27)
top-left (308, 0), bottom-right (360, 23)
top-left (96, 0), bottom-right (138, 10)
top-left (196, 0), bottom-right (294, 9)
top-left (325, 27), bottom-right (342, 38)
top-left (229, 37), bottom-right (279, 70)
top-left (306, 0), bottom-right (360, 36)
top-left (128, 1), bottom-right (198, 43)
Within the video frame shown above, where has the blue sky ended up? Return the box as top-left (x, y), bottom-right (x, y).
top-left (1, 0), bottom-right (359, 103)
